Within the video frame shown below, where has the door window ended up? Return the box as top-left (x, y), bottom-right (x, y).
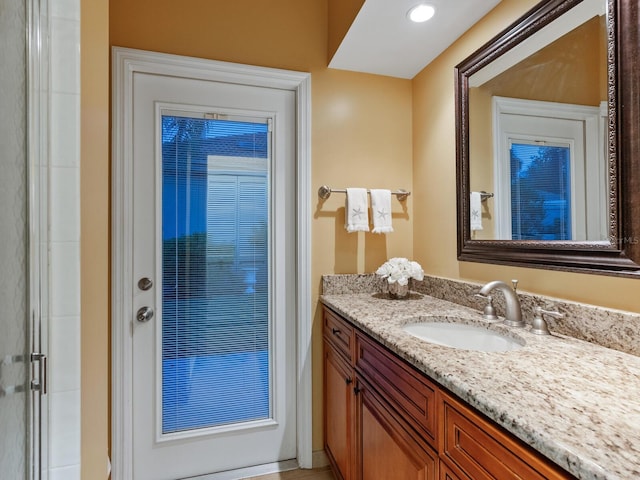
top-left (161, 114), bottom-right (271, 434)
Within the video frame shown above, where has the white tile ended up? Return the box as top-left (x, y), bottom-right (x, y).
top-left (51, 93), bottom-right (80, 168)
top-left (51, 0), bottom-right (80, 21)
top-left (49, 316), bottom-right (80, 392)
top-left (49, 464), bottom-right (80, 480)
top-left (49, 390), bottom-right (81, 468)
top-left (51, 17), bottom-right (79, 94)
top-left (50, 167), bottom-right (80, 242)
top-left (50, 242), bottom-right (80, 317)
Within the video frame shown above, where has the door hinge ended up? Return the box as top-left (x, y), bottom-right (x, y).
top-left (30, 352), bottom-right (47, 395)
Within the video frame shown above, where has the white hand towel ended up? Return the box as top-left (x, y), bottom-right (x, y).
top-left (345, 188), bottom-right (370, 233)
top-left (470, 192), bottom-right (483, 231)
top-left (370, 189), bottom-right (393, 234)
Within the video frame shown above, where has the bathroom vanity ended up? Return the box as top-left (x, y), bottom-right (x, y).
top-left (321, 280), bottom-right (640, 480)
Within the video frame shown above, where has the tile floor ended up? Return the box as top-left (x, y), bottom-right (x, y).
top-left (249, 466), bottom-right (335, 480)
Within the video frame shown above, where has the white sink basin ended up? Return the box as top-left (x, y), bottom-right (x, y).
top-left (402, 321), bottom-right (524, 352)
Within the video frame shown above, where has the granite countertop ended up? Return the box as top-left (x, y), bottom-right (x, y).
top-left (321, 291), bottom-right (640, 480)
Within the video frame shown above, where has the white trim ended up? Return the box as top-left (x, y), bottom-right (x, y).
top-left (295, 64), bottom-right (313, 469)
top-left (111, 47), bottom-right (312, 479)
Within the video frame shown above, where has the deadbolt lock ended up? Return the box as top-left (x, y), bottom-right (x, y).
top-left (138, 277), bottom-right (153, 291)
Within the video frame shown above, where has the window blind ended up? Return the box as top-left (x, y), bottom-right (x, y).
top-left (161, 114), bottom-right (270, 434)
top-left (510, 143), bottom-right (571, 240)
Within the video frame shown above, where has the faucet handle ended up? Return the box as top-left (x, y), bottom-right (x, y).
top-left (536, 306), bottom-right (564, 319)
top-left (511, 279), bottom-right (519, 292)
top-left (531, 306), bottom-right (564, 335)
top-left (474, 293), bottom-right (498, 320)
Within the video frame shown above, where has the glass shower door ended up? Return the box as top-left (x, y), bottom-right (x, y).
top-left (0, 0), bottom-right (30, 476)
top-left (0, 0), bottom-right (46, 478)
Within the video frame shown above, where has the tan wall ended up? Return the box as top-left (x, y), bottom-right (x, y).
top-left (412, 0), bottom-right (640, 313)
top-left (109, 0), bottom-right (413, 455)
top-left (468, 86), bottom-right (495, 238)
top-left (328, 0), bottom-right (365, 62)
top-left (481, 16), bottom-right (604, 105)
top-left (81, 0), bottom-right (110, 478)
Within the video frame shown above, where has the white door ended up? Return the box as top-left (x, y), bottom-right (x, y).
top-left (131, 70), bottom-right (297, 480)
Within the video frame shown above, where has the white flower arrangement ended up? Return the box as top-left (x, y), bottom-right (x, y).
top-left (375, 257), bottom-right (424, 286)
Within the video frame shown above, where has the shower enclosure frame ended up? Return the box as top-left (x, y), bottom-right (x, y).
top-left (27, 0), bottom-right (50, 477)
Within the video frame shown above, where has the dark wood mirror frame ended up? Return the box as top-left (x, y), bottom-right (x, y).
top-left (456, 0), bottom-right (640, 277)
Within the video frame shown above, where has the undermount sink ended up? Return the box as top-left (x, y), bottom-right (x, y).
top-left (402, 319), bottom-right (525, 352)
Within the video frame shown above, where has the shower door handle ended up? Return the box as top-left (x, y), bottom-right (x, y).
top-left (136, 306), bottom-right (154, 323)
top-left (30, 353), bottom-right (47, 395)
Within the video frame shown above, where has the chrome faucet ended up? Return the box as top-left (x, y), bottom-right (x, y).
top-left (478, 280), bottom-right (524, 328)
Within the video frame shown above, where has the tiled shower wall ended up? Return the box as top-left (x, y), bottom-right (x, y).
top-left (48, 0), bottom-right (81, 478)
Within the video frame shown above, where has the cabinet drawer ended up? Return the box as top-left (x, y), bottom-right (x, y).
top-left (440, 392), bottom-right (575, 480)
top-left (355, 332), bottom-right (437, 447)
top-left (323, 307), bottom-right (354, 362)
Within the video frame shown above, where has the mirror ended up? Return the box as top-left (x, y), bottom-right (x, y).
top-left (456, 0), bottom-right (640, 276)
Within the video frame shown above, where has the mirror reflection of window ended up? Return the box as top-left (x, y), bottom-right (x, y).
top-left (510, 143), bottom-right (571, 240)
top-left (490, 96), bottom-right (607, 241)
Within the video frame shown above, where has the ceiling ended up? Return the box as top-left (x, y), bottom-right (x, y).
top-left (329, 0), bottom-right (503, 79)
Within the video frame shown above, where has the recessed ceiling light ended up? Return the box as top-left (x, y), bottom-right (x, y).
top-left (407, 4), bottom-right (435, 23)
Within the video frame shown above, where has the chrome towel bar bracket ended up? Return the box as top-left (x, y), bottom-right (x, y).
top-left (480, 191), bottom-right (494, 201)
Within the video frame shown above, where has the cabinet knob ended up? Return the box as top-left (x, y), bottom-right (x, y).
top-left (345, 377), bottom-right (353, 385)
top-left (332, 328), bottom-right (341, 335)
top-left (353, 386), bottom-right (361, 395)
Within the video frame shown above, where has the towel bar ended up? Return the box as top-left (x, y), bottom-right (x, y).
top-left (318, 185), bottom-right (410, 202)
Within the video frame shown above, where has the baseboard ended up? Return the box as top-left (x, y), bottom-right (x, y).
top-left (311, 450), bottom-right (329, 469)
top-left (186, 459), bottom-right (299, 480)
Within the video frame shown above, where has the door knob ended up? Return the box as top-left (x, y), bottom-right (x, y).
top-left (136, 306), bottom-right (154, 323)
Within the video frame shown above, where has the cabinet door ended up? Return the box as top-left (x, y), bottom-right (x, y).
top-left (359, 380), bottom-right (437, 480)
top-left (440, 392), bottom-right (575, 480)
top-left (325, 341), bottom-right (355, 480)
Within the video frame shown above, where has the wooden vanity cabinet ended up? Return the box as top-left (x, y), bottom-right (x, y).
top-left (355, 332), bottom-right (438, 449)
top-left (324, 309), bottom-right (356, 480)
top-left (324, 307), bottom-right (437, 480)
top-left (439, 460), bottom-right (467, 480)
top-left (323, 306), bottom-right (576, 480)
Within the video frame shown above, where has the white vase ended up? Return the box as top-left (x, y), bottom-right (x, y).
top-left (387, 281), bottom-right (409, 299)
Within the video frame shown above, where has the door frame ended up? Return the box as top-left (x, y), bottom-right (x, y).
top-left (111, 47), bottom-right (312, 480)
